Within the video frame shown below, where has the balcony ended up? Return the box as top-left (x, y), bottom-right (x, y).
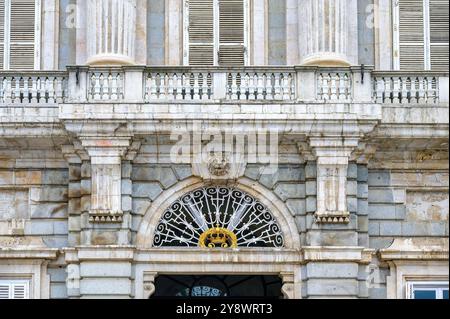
top-left (1, 66), bottom-right (448, 106)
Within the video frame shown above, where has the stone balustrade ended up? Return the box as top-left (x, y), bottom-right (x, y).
top-left (373, 71), bottom-right (449, 105)
top-left (0, 72), bottom-right (67, 105)
top-left (1, 67), bottom-right (448, 106)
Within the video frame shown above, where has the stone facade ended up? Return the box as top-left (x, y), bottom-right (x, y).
top-left (0, 0), bottom-right (448, 299)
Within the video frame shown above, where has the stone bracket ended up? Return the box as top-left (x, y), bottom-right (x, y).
top-left (88, 210), bottom-right (124, 223)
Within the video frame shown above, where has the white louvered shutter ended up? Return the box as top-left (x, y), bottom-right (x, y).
top-left (188, 0), bottom-right (214, 66)
top-left (9, 0), bottom-right (36, 69)
top-left (0, 281), bottom-right (29, 299)
top-left (398, 0), bottom-right (425, 70)
top-left (0, 0), bottom-right (5, 69)
top-left (429, 0), bottom-right (449, 70)
top-left (218, 0), bottom-right (245, 66)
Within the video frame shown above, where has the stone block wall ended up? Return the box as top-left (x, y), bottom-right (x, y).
top-left (368, 170), bottom-right (449, 250)
top-left (0, 166), bottom-right (69, 248)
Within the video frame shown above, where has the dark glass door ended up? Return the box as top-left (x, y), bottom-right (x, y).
top-left (152, 275), bottom-right (283, 299)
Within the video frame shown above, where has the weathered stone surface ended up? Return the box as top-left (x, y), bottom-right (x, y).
top-left (172, 165), bottom-right (192, 181)
top-left (132, 182), bottom-right (163, 200)
top-left (132, 166), bottom-right (177, 189)
top-left (307, 279), bottom-right (359, 296)
top-left (30, 203), bottom-right (68, 218)
top-left (274, 183), bottom-right (305, 201)
top-left (286, 199), bottom-right (306, 216)
top-left (306, 263), bottom-right (359, 278)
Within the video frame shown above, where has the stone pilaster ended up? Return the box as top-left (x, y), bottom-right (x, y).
top-left (309, 137), bottom-right (359, 224)
top-left (298, 0), bottom-right (358, 66)
top-left (86, 0), bottom-right (137, 65)
top-left (80, 137), bottom-right (131, 223)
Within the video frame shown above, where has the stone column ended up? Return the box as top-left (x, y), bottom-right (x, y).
top-left (86, 0), bottom-right (137, 65)
top-left (298, 0), bottom-right (358, 66)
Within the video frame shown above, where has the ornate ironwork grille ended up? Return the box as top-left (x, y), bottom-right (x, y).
top-left (153, 187), bottom-right (284, 248)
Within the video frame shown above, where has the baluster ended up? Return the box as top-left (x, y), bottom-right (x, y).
top-left (23, 77), bottom-right (30, 103)
top-left (339, 74), bottom-right (347, 100)
top-left (322, 74), bottom-right (330, 101)
top-left (13, 77), bottom-right (21, 103)
top-left (94, 74), bottom-right (102, 100)
top-left (273, 73), bottom-right (281, 100)
top-left (247, 73), bottom-right (255, 100)
top-left (289, 73), bottom-right (295, 100)
top-left (426, 77), bottom-right (435, 104)
top-left (184, 73), bottom-right (191, 100)
top-left (409, 77), bottom-right (417, 104)
top-left (392, 77), bottom-right (400, 103)
top-left (56, 77), bottom-right (64, 103)
top-left (193, 73), bottom-right (200, 100)
top-left (344, 74), bottom-right (351, 100)
top-left (265, 73), bottom-right (273, 100)
top-left (331, 74), bottom-right (338, 100)
top-left (177, 73), bottom-right (185, 100)
top-left (417, 77), bottom-right (425, 104)
top-left (49, 77), bottom-right (56, 103)
top-left (400, 77), bottom-right (408, 104)
top-left (148, 74), bottom-right (157, 100)
top-left (166, 73), bottom-right (174, 100)
top-left (231, 73), bottom-right (238, 100)
top-left (257, 73), bottom-right (264, 100)
top-left (0, 77), bottom-right (4, 103)
top-left (201, 73), bottom-right (209, 100)
top-left (375, 78), bottom-right (385, 103)
top-left (4, 77), bottom-right (12, 103)
top-left (111, 74), bottom-right (118, 100)
top-left (383, 77), bottom-right (391, 103)
top-left (282, 73), bottom-right (290, 100)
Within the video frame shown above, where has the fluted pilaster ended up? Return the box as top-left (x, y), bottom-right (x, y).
top-left (299, 0), bottom-right (356, 66)
top-left (86, 0), bottom-right (137, 65)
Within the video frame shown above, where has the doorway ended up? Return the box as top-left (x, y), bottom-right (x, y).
top-left (152, 275), bottom-right (283, 298)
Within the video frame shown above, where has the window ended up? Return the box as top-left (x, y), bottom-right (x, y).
top-left (184, 0), bottom-right (248, 66)
top-left (393, 0), bottom-right (449, 70)
top-left (408, 281), bottom-right (449, 299)
top-left (0, 280), bottom-right (30, 299)
top-left (0, 0), bottom-right (40, 70)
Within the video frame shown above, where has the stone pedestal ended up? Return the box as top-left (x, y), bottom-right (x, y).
top-left (86, 0), bottom-right (137, 65)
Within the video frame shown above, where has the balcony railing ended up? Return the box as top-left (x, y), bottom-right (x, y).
top-left (372, 71), bottom-right (448, 105)
top-left (0, 71), bottom-right (68, 105)
top-left (0, 67), bottom-right (448, 106)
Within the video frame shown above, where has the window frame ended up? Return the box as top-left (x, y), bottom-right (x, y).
top-left (1, 0), bottom-right (41, 70)
top-left (183, 0), bottom-right (250, 66)
top-left (392, 0), bottom-right (448, 70)
top-left (407, 281), bottom-right (449, 299)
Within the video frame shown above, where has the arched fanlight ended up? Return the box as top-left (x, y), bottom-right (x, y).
top-left (153, 187), bottom-right (284, 248)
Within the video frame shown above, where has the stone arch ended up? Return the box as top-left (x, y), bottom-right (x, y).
top-left (136, 177), bottom-right (301, 249)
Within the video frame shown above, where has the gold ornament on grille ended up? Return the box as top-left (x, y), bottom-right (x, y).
top-left (199, 226), bottom-right (238, 249)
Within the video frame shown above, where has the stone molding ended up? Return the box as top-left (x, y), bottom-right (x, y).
top-left (379, 238), bottom-right (449, 261)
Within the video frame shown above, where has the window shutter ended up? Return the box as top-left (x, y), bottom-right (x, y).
top-left (429, 0), bottom-right (449, 70)
top-left (188, 0), bottom-right (214, 66)
top-left (0, 281), bottom-right (29, 299)
top-left (0, 284), bottom-right (10, 299)
top-left (0, 0), bottom-right (5, 69)
top-left (9, 0), bottom-right (35, 70)
top-left (12, 283), bottom-right (28, 299)
top-left (398, 0), bottom-right (425, 70)
top-left (218, 0), bottom-right (245, 66)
